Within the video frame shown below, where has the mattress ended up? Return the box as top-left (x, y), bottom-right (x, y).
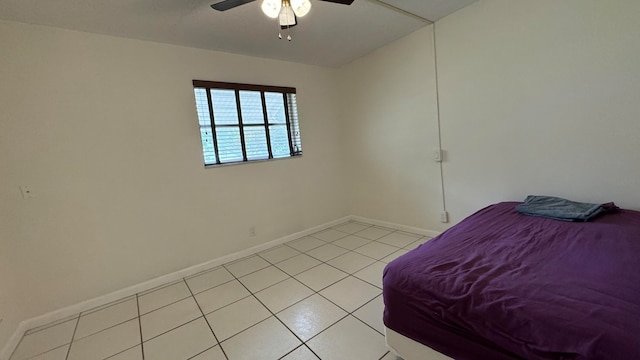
top-left (382, 202), bottom-right (640, 360)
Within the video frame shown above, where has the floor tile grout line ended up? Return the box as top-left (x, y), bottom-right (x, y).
top-left (244, 256), bottom-right (321, 313)
top-left (71, 296), bottom-right (200, 351)
top-left (330, 238), bottom-right (404, 260)
top-left (290, 227), bottom-right (413, 256)
top-left (223, 254), bottom-right (303, 279)
top-left (21, 225), bottom-right (407, 360)
top-left (16, 342), bottom-right (70, 360)
top-left (210, 315), bottom-right (288, 352)
top-left (255, 247), bottom-right (302, 266)
top-left (141, 314), bottom-right (201, 344)
top-left (23, 295), bottom-right (139, 349)
top-left (273, 258), bottom-right (331, 279)
top-left (257, 250), bottom-right (302, 264)
top-left (68, 315), bottom-right (138, 343)
top-left (300, 312), bottom-right (352, 345)
top-left (261, 290), bottom-right (317, 317)
top-left (312, 285), bottom-right (381, 324)
top-left (184, 267), bottom-right (228, 282)
top-left (221, 263), bottom-right (325, 360)
top-left (79, 295), bottom-right (136, 317)
top-left (135, 294), bottom-right (145, 360)
top-left (299, 311), bottom-right (385, 354)
top-left (199, 294), bottom-right (254, 318)
top-left (239, 274), bottom-right (293, 297)
top-left (185, 344), bottom-right (219, 360)
top-left (301, 244), bottom-right (386, 266)
top-left (10, 229), bottom-right (393, 360)
top-left (259, 248), bottom-right (320, 266)
top-left (21, 223), bottom-right (416, 337)
top-left (275, 242), bottom-right (385, 293)
top-left (311, 227), bottom-right (351, 236)
top-left (276, 343), bottom-right (319, 360)
top-left (64, 314), bottom-right (80, 360)
top-left (287, 242), bottom-right (329, 253)
top-left (233, 245), bottom-right (387, 356)
top-left (259, 249), bottom-right (351, 293)
top-left (258, 240), bottom-right (386, 298)
top-left (138, 278), bottom-right (187, 297)
top-left (289, 258), bottom-right (389, 349)
top-left (251, 258), bottom-right (343, 315)
top-left (220, 253), bottom-right (267, 268)
top-left (190, 277), bottom-right (237, 297)
top-left (349, 296), bottom-right (387, 337)
top-left (268, 239), bottom-right (391, 350)
top-left (182, 279), bottom-right (230, 360)
top-left (304, 246), bottom-right (351, 263)
top-left (139, 316), bottom-right (203, 347)
top-left (188, 263), bottom-right (287, 299)
top-left (143, 262), bottom-right (324, 343)
top-left (308, 232), bottom-right (350, 243)
top-left (167, 267), bottom-right (289, 320)
top-left (138, 293), bottom-right (194, 317)
top-left (23, 315), bottom-right (79, 337)
top-left (125, 252), bottom-right (383, 345)
top-left (103, 344), bottom-right (141, 360)
top-left (348, 231), bottom-right (398, 242)
top-left (277, 344), bottom-right (304, 359)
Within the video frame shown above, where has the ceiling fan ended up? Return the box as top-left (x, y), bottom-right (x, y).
top-left (211, 0), bottom-right (355, 40)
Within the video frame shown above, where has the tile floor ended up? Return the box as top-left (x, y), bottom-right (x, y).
top-left (10, 221), bottom-right (430, 360)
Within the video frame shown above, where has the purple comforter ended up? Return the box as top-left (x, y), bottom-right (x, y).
top-left (383, 202), bottom-right (640, 360)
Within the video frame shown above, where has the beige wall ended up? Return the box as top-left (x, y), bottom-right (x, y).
top-left (3, 0), bottom-right (640, 350)
top-left (0, 19), bottom-right (348, 346)
top-left (339, 27), bottom-right (447, 232)
top-left (339, 0), bottom-right (640, 229)
top-left (436, 0), bottom-right (640, 223)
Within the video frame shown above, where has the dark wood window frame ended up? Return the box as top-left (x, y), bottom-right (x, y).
top-left (193, 80), bottom-right (303, 166)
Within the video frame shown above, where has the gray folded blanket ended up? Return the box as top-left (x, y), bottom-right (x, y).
top-left (516, 195), bottom-right (618, 222)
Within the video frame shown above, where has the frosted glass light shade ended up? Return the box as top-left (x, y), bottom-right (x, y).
top-left (261, 0), bottom-right (281, 18)
top-left (279, 5), bottom-right (296, 26)
top-left (291, 0), bottom-right (311, 17)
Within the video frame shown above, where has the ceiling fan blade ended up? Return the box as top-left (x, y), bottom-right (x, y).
top-left (211, 0), bottom-right (257, 11)
top-left (318, 0), bottom-right (355, 4)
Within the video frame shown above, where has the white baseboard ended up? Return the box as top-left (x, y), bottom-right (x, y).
top-left (1, 321), bottom-right (25, 360)
top-left (1, 215), bottom-right (439, 360)
top-left (350, 215), bottom-right (442, 238)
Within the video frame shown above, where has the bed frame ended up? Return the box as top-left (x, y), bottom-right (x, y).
top-left (384, 327), bottom-right (453, 360)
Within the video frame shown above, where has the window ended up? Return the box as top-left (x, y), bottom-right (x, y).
top-left (192, 80), bottom-right (303, 166)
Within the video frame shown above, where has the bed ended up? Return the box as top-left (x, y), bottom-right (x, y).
top-left (382, 202), bottom-right (640, 360)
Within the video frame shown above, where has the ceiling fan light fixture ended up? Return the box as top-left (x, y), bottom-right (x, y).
top-left (291, 0), bottom-right (311, 17)
top-left (279, 2), bottom-right (296, 26)
top-left (261, 0), bottom-right (281, 18)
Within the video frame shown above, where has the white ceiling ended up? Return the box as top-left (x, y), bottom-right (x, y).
top-left (0, 0), bottom-right (477, 67)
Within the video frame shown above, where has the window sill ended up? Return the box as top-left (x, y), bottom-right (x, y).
top-left (204, 154), bottom-right (303, 168)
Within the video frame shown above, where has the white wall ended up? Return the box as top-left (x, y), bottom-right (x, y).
top-left (436, 0), bottom-right (640, 223)
top-left (338, 0), bottom-right (640, 228)
top-left (0, 19), bottom-right (348, 347)
top-left (339, 27), bottom-right (447, 232)
top-left (3, 0), bottom-right (640, 350)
